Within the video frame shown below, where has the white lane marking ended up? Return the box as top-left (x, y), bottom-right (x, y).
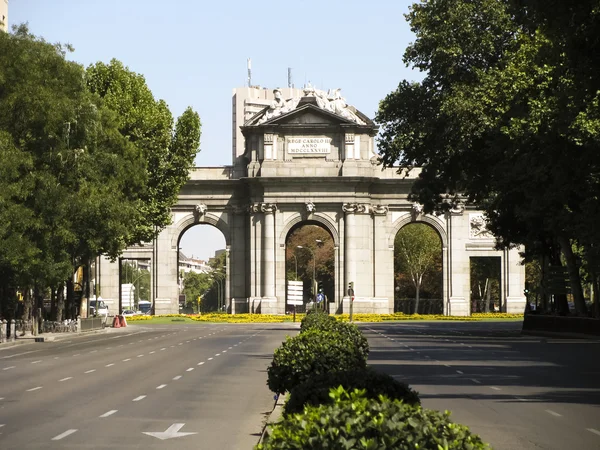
top-left (186, 368), bottom-right (194, 372)
top-left (52, 429), bottom-right (77, 441)
top-left (3, 366), bottom-right (15, 371)
top-left (31, 360), bottom-right (42, 364)
top-left (73, 354), bottom-right (81, 357)
top-left (90, 350), bottom-right (98, 353)
top-left (27, 386), bottom-right (42, 392)
top-left (178, 343), bottom-right (183, 346)
top-left (456, 370), bottom-right (464, 374)
top-left (106, 347), bottom-right (112, 350)
top-left (149, 351), bottom-right (155, 354)
top-left (490, 386), bottom-right (501, 391)
top-left (105, 363), bottom-right (115, 367)
top-left (186, 340), bottom-right (190, 343)
top-left (137, 355), bottom-right (144, 358)
top-left (222, 350), bottom-right (227, 353)
top-left (587, 428), bottom-right (600, 436)
top-left (1, 350), bottom-right (40, 359)
top-left (99, 410), bottom-right (118, 418)
top-left (545, 410), bottom-right (562, 417)
top-left (54, 357), bottom-right (59, 359)
top-left (215, 353), bottom-right (221, 356)
top-left (173, 375), bottom-right (182, 380)
top-left (207, 357), bottom-right (213, 361)
top-left (198, 362), bottom-right (205, 366)
top-left (84, 369), bottom-right (96, 374)
top-left (470, 379), bottom-right (481, 384)
top-left (123, 358), bottom-right (131, 362)
top-left (515, 397), bottom-right (527, 402)
top-left (132, 395), bottom-right (146, 402)
top-left (59, 377), bottom-right (72, 382)
top-left (156, 384), bottom-right (167, 390)
top-left (228, 347), bottom-right (232, 349)
top-left (160, 348), bottom-right (166, 351)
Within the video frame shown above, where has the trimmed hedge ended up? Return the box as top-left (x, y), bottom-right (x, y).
top-left (267, 329), bottom-right (368, 394)
top-left (300, 311), bottom-right (369, 360)
top-left (284, 367), bottom-right (420, 415)
top-left (258, 387), bottom-right (490, 450)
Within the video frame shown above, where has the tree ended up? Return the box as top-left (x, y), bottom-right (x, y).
top-left (394, 223), bottom-right (442, 314)
top-left (377, 0), bottom-right (599, 315)
top-left (182, 271), bottom-right (211, 313)
top-left (85, 60), bottom-right (202, 244)
top-left (0, 25), bottom-right (147, 320)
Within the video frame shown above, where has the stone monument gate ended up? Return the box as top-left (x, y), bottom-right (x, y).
top-left (97, 87), bottom-right (526, 316)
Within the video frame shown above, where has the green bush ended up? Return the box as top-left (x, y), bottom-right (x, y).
top-left (257, 387), bottom-right (490, 450)
top-left (300, 310), bottom-right (337, 332)
top-left (300, 311), bottom-right (369, 361)
top-left (284, 367), bottom-right (420, 415)
top-left (267, 329), bottom-right (368, 394)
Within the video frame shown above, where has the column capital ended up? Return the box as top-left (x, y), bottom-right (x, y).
top-left (342, 203), bottom-right (368, 214)
top-left (371, 204), bottom-right (389, 216)
top-left (251, 202), bottom-right (277, 214)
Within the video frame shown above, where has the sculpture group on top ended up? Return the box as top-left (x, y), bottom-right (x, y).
top-left (258, 85), bottom-right (366, 125)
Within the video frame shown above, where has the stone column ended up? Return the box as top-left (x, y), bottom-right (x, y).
top-left (261, 203), bottom-right (277, 298)
top-left (344, 133), bottom-right (355, 160)
top-left (264, 133), bottom-right (274, 160)
top-left (10, 320), bottom-right (16, 341)
top-left (343, 203), bottom-right (360, 293)
top-left (371, 205), bottom-right (390, 301)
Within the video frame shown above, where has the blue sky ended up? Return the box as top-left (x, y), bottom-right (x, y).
top-left (9, 0), bottom-right (421, 260)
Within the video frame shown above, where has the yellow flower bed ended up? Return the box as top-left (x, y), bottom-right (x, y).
top-left (125, 315), bottom-right (154, 321)
top-left (125, 312), bottom-right (522, 323)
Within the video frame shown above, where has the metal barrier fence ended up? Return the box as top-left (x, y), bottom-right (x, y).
top-left (394, 298), bottom-right (444, 315)
top-left (80, 317), bottom-right (105, 332)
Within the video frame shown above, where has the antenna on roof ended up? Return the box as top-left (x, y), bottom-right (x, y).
top-left (288, 67), bottom-right (293, 88)
top-left (247, 58), bottom-right (252, 87)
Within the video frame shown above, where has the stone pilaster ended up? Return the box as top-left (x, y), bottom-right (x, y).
top-left (260, 203), bottom-right (277, 298)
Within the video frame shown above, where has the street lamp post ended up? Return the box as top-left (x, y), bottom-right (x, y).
top-left (291, 254), bottom-right (298, 280)
top-left (297, 245), bottom-right (316, 298)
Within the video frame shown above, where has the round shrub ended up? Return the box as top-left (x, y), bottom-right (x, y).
top-left (267, 329), bottom-right (368, 394)
top-left (257, 387), bottom-right (490, 450)
top-left (299, 310), bottom-right (336, 332)
top-left (284, 367), bottom-right (420, 415)
top-left (300, 312), bottom-right (369, 361)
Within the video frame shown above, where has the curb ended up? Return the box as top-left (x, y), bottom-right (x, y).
top-left (257, 393), bottom-right (287, 447)
top-left (521, 330), bottom-right (600, 340)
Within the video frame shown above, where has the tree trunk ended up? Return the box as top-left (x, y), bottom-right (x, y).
top-left (557, 234), bottom-right (588, 315)
top-left (414, 279), bottom-right (421, 314)
top-left (57, 284), bottom-right (65, 322)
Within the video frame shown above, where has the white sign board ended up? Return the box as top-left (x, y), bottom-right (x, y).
top-left (287, 281), bottom-right (304, 305)
top-left (286, 137), bottom-right (331, 154)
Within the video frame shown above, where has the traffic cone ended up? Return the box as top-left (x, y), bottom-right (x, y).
top-left (120, 315), bottom-right (127, 327)
top-left (112, 316), bottom-right (121, 328)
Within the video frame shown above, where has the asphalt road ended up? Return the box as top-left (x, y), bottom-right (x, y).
top-left (0, 322), bottom-right (299, 449)
top-left (362, 321), bottom-right (600, 450)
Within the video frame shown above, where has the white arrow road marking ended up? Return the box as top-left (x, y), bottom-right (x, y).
top-left (143, 423), bottom-right (198, 440)
top-left (52, 429), bottom-right (77, 441)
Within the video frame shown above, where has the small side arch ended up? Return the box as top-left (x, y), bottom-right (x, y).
top-left (388, 214), bottom-right (448, 249)
top-left (170, 212), bottom-right (231, 250)
top-left (279, 212), bottom-right (340, 248)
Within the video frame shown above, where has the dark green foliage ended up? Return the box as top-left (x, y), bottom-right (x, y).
top-left (300, 310), bottom-right (337, 332)
top-left (257, 387), bottom-right (490, 450)
top-left (299, 311), bottom-right (369, 360)
top-left (284, 367), bottom-right (420, 415)
top-left (267, 330), bottom-right (368, 394)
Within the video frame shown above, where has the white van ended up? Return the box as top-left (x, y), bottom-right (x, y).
top-left (90, 299), bottom-right (109, 318)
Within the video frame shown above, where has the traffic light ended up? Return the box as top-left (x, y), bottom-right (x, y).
top-left (318, 280), bottom-right (324, 293)
top-left (348, 282), bottom-right (354, 297)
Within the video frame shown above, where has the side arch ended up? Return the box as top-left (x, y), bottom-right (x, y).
top-left (170, 212), bottom-right (231, 250)
top-left (388, 214), bottom-right (448, 249)
top-left (278, 212), bottom-right (340, 247)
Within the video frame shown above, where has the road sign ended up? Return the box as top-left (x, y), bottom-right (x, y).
top-left (316, 293), bottom-right (325, 303)
top-left (287, 280), bottom-right (304, 305)
top-left (143, 423), bottom-right (197, 440)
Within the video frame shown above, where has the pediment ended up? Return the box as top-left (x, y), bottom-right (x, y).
top-left (246, 103), bottom-right (354, 127)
